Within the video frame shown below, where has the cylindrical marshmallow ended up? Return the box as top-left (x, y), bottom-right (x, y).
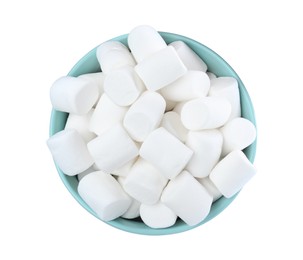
top-left (160, 111), bottom-right (188, 142)
top-left (197, 177), bottom-right (222, 202)
top-left (160, 71), bottom-right (210, 102)
top-left (135, 46), bottom-right (187, 91)
top-left (181, 97), bottom-right (231, 130)
top-left (47, 129), bottom-right (94, 176)
top-left (50, 76), bottom-right (99, 115)
top-left (65, 109), bottom-right (96, 143)
top-left (186, 130), bottom-right (223, 178)
top-left (206, 71), bottom-right (217, 80)
top-left (111, 158), bottom-right (137, 177)
top-left (78, 72), bottom-right (105, 97)
top-left (169, 41), bottom-right (207, 72)
top-left (161, 171), bottom-right (213, 226)
top-left (140, 202), bottom-right (177, 229)
top-left (209, 150), bottom-right (256, 198)
top-left (140, 127), bottom-right (193, 179)
top-left (128, 25), bottom-right (167, 63)
top-left (87, 124), bottom-right (139, 173)
top-left (89, 94), bottom-right (128, 136)
top-left (78, 171), bottom-right (131, 221)
top-left (123, 91), bottom-right (165, 142)
top-left (208, 77), bottom-right (241, 120)
top-left (123, 158), bottom-right (168, 205)
top-left (220, 117), bottom-right (256, 156)
top-left (104, 66), bottom-right (145, 106)
top-left (122, 199), bottom-right (140, 219)
top-left (96, 41), bottom-right (136, 73)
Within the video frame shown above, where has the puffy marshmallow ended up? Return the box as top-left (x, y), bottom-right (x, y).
top-left (111, 158), bottom-right (137, 177)
top-left (89, 94), bottom-right (127, 136)
top-left (186, 130), bottom-right (223, 178)
top-left (197, 177), bottom-right (222, 202)
top-left (135, 46), bottom-right (187, 91)
top-left (128, 25), bottom-right (167, 63)
top-left (78, 72), bottom-right (105, 96)
top-left (140, 202), bottom-right (177, 229)
top-left (47, 129), bottom-right (94, 176)
top-left (209, 150), bottom-right (256, 198)
top-left (123, 91), bottom-right (165, 142)
top-left (104, 66), bottom-right (145, 106)
top-left (161, 171), bottom-right (213, 226)
top-left (87, 124), bottom-right (139, 173)
top-left (50, 76), bottom-right (99, 115)
top-left (78, 171), bottom-right (131, 221)
top-left (123, 158), bottom-right (168, 205)
top-left (173, 101), bottom-right (186, 114)
top-left (220, 117), bottom-right (256, 156)
top-left (140, 127), bottom-right (193, 179)
top-left (96, 41), bottom-right (136, 73)
top-left (160, 111), bottom-right (188, 142)
top-left (65, 109), bottom-right (96, 143)
top-left (122, 199), bottom-right (141, 219)
top-left (206, 71), bottom-right (217, 80)
top-left (208, 77), bottom-right (241, 120)
top-left (165, 99), bottom-right (177, 112)
top-left (169, 41), bottom-right (207, 72)
top-left (160, 71), bottom-right (210, 102)
top-left (77, 166), bottom-right (95, 181)
top-left (181, 97), bottom-right (231, 130)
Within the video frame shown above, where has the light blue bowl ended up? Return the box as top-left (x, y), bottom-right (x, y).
top-left (49, 32), bottom-right (257, 235)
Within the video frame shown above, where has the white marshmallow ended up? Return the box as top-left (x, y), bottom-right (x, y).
top-left (104, 66), bottom-right (145, 106)
top-left (96, 41), bottom-right (136, 73)
top-left (140, 127), bottom-right (193, 179)
top-left (172, 101), bottom-right (186, 114)
top-left (197, 177), bottom-right (222, 202)
top-left (220, 117), bottom-right (256, 156)
top-left (50, 76), bottom-right (99, 115)
top-left (165, 99), bottom-right (177, 112)
top-left (87, 124), bottom-right (139, 173)
top-left (160, 71), bottom-right (210, 102)
top-left (111, 158), bottom-right (137, 177)
top-left (169, 41), bottom-right (207, 72)
top-left (161, 171), bottom-right (213, 226)
top-left (65, 109), bottom-right (96, 143)
top-left (135, 46), bottom-right (187, 91)
top-left (209, 150), bottom-right (256, 198)
top-left (77, 166), bottom-right (95, 181)
top-left (122, 199), bottom-right (141, 219)
top-left (128, 25), bottom-right (167, 63)
top-left (78, 72), bottom-right (105, 96)
top-left (47, 129), bottom-right (94, 176)
top-left (186, 130), bottom-right (223, 178)
top-left (123, 91), bottom-right (165, 142)
top-left (78, 171), bottom-right (131, 221)
top-left (206, 71), bottom-right (217, 80)
top-left (160, 111), bottom-right (188, 142)
top-left (140, 202), bottom-right (177, 229)
top-left (89, 94), bottom-right (127, 136)
top-left (208, 77), bottom-right (241, 120)
top-left (181, 97), bottom-right (231, 130)
top-left (123, 158), bottom-right (168, 205)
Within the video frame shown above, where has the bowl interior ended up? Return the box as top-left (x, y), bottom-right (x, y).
top-left (49, 32), bottom-right (257, 235)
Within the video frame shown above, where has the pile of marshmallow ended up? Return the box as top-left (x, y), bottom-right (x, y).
top-left (47, 25), bottom-right (256, 229)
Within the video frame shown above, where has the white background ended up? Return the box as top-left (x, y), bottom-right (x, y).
top-left (1, 0), bottom-right (302, 259)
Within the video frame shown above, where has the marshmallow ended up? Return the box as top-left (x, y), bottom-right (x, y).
top-left (77, 166), bottom-right (95, 181)
top-left (173, 101), bottom-right (186, 114)
top-left (206, 72), bottom-right (217, 80)
top-left (181, 97), bottom-right (231, 130)
top-left (160, 111), bottom-right (188, 142)
top-left (140, 127), bottom-right (193, 179)
top-left (104, 66), bottom-right (145, 106)
top-left (96, 41), bottom-right (136, 73)
top-left (89, 94), bottom-right (127, 136)
top-left (197, 177), bottom-right (222, 202)
top-left (160, 71), bottom-right (210, 102)
top-left (65, 109), bottom-right (96, 143)
top-left (161, 171), bottom-right (213, 226)
top-left (169, 41), bottom-right (207, 72)
top-left (123, 158), bottom-right (168, 205)
top-left (135, 46), bottom-right (187, 91)
top-left (50, 76), bottom-right (99, 115)
top-left (209, 150), bottom-right (256, 198)
top-left (78, 72), bottom-right (105, 96)
top-left (47, 129), bottom-right (94, 176)
top-left (122, 199), bottom-right (141, 219)
top-left (87, 124), bottom-right (139, 173)
top-left (165, 99), bottom-right (177, 112)
top-left (186, 130), bottom-right (223, 178)
top-left (78, 171), bottom-right (131, 221)
top-left (111, 158), bottom-right (137, 177)
top-left (140, 202), bottom-right (177, 228)
top-left (123, 91), bottom-right (165, 142)
top-left (221, 117), bottom-right (256, 156)
top-left (208, 77), bottom-right (241, 120)
top-left (128, 25), bottom-right (167, 63)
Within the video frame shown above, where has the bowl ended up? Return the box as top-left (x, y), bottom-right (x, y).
top-left (49, 32), bottom-right (257, 235)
